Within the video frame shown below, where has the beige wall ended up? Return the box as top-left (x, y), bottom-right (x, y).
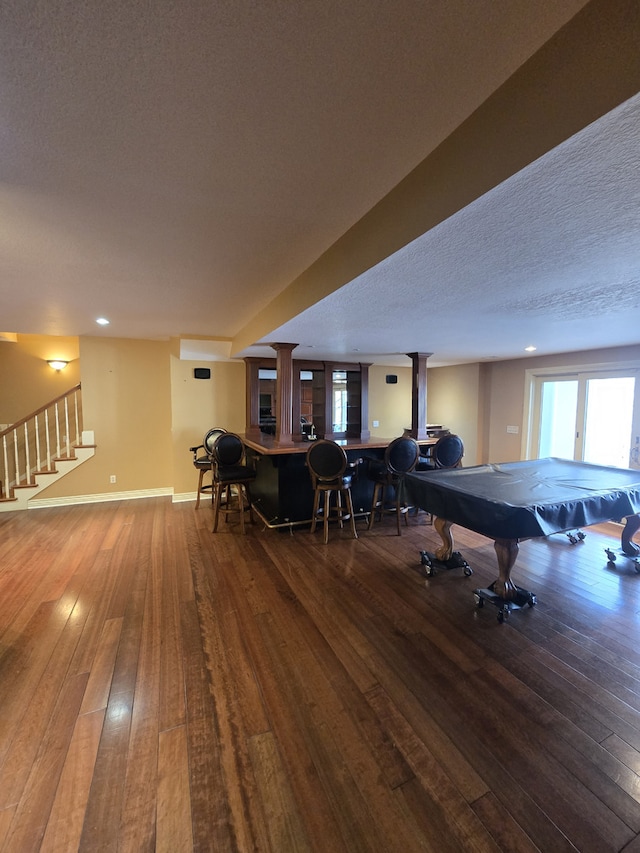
top-left (0, 334), bottom-right (81, 426)
top-left (368, 365), bottom-right (412, 439)
top-left (6, 334), bottom-right (640, 503)
top-left (171, 355), bottom-right (246, 497)
top-left (38, 336), bottom-right (174, 498)
top-left (427, 363), bottom-right (482, 466)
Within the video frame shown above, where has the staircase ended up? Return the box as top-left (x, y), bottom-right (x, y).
top-left (0, 384), bottom-right (95, 511)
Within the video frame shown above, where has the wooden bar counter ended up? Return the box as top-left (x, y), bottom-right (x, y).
top-left (243, 433), bottom-right (436, 530)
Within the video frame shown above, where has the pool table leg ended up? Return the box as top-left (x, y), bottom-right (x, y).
top-left (493, 538), bottom-right (520, 600)
top-left (621, 514), bottom-right (640, 557)
top-left (433, 516), bottom-right (454, 561)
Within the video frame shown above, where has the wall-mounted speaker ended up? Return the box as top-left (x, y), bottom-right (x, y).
top-left (193, 368), bottom-right (211, 379)
top-left (385, 374), bottom-right (398, 384)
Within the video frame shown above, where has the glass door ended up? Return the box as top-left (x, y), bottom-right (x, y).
top-left (531, 369), bottom-right (639, 468)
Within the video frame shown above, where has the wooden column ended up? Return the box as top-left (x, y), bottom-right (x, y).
top-left (272, 343), bottom-right (297, 444)
top-left (406, 352), bottom-right (432, 440)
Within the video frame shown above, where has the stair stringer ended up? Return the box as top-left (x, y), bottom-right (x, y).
top-left (0, 446), bottom-right (96, 512)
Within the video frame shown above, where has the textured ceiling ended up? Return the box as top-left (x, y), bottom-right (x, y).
top-left (2, 0), bottom-right (638, 367)
top-left (254, 92), bottom-right (640, 366)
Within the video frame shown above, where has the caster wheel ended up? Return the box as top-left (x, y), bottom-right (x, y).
top-left (474, 593), bottom-right (484, 608)
top-left (497, 609), bottom-right (506, 623)
top-left (528, 595), bottom-right (537, 607)
top-left (577, 531), bottom-right (586, 541)
top-left (463, 565), bottom-right (473, 577)
top-left (634, 562), bottom-right (640, 574)
top-left (605, 548), bottom-right (617, 563)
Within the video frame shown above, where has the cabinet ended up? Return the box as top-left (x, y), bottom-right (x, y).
top-left (245, 358), bottom-right (369, 440)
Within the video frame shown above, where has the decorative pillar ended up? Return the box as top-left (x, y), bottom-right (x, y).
top-left (406, 352), bottom-right (432, 440)
top-left (272, 343), bottom-right (298, 444)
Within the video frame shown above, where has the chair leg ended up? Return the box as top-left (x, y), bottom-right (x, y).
top-left (238, 485), bottom-right (245, 534)
top-left (323, 489), bottom-right (331, 544)
top-left (368, 482), bottom-right (382, 529)
top-left (344, 488), bottom-right (358, 540)
top-left (310, 487), bottom-right (321, 534)
top-left (212, 482), bottom-right (222, 532)
top-left (195, 469), bottom-right (206, 509)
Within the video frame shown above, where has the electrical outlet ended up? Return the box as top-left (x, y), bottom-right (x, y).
top-left (372, 420), bottom-right (379, 428)
top-left (109, 475), bottom-right (116, 484)
top-left (506, 425), bottom-right (519, 434)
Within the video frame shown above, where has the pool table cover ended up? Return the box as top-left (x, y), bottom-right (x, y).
top-left (403, 458), bottom-right (640, 541)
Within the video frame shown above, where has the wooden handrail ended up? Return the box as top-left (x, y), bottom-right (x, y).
top-left (0, 384), bottom-right (82, 437)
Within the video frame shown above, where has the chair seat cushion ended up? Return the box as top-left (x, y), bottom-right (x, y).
top-left (216, 465), bottom-right (256, 484)
top-left (318, 473), bottom-right (353, 489)
top-left (195, 456), bottom-right (212, 470)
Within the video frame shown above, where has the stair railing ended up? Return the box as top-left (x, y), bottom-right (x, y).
top-left (0, 384), bottom-right (83, 500)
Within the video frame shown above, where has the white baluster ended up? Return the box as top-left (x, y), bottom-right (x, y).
top-left (54, 403), bottom-right (61, 458)
top-left (45, 408), bottom-right (51, 469)
top-left (35, 413), bottom-right (41, 473)
top-left (24, 422), bottom-right (31, 483)
top-left (64, 397), bottom-right (70, 456)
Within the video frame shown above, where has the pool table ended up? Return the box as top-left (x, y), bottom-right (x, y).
top-left (403, 458), bottom-right (640, 619)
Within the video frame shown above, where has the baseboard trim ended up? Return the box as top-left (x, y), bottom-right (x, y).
top-left (172, 492), bottom-right (199, 503)
top-left (28, 487), bottom-right (174, 509)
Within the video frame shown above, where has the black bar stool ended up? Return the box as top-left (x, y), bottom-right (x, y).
top-left (367, 436), bottom-right (419, 534)
top-left (211, 433), bottom-right (257, 534)
top-left (189, 427), bottom-right (227, 508)
top-left (306, 440), bottom-right (359, 544)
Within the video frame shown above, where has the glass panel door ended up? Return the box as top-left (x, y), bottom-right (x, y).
top-left (533, 370), bottom-right (638, 468)
top-left (583, 376), bottom-right (635, 468)
top-left (539, 379), bottom-right (578, 459)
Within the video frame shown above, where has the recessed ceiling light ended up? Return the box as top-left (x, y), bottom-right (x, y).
top-left (524, 345), bottom-right (537, 352)
top-left (96, 317), bottom-right (110, 326)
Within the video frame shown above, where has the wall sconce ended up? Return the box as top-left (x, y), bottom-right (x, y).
top-left (47, 360), bottom-right (69, 372)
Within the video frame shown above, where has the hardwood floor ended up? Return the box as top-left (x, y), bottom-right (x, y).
top-left (2, 499), bottom-right (640, 851)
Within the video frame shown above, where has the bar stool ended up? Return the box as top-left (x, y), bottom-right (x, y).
top-left (306, 440), bottom-right (359, 544)
top-left (415, 433), bottom-right (464, 522)
top-left (211, 432), bottom-right (257, 533)
top-left (190, 427), bottom-right (227, 508)
top-left (367, 436), bottom-right (419, 534)
top-left (416, 433), bottom-right (464, 470)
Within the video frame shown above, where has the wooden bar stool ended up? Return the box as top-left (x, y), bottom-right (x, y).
top-left (306, 440), bottom-right (359, 544)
